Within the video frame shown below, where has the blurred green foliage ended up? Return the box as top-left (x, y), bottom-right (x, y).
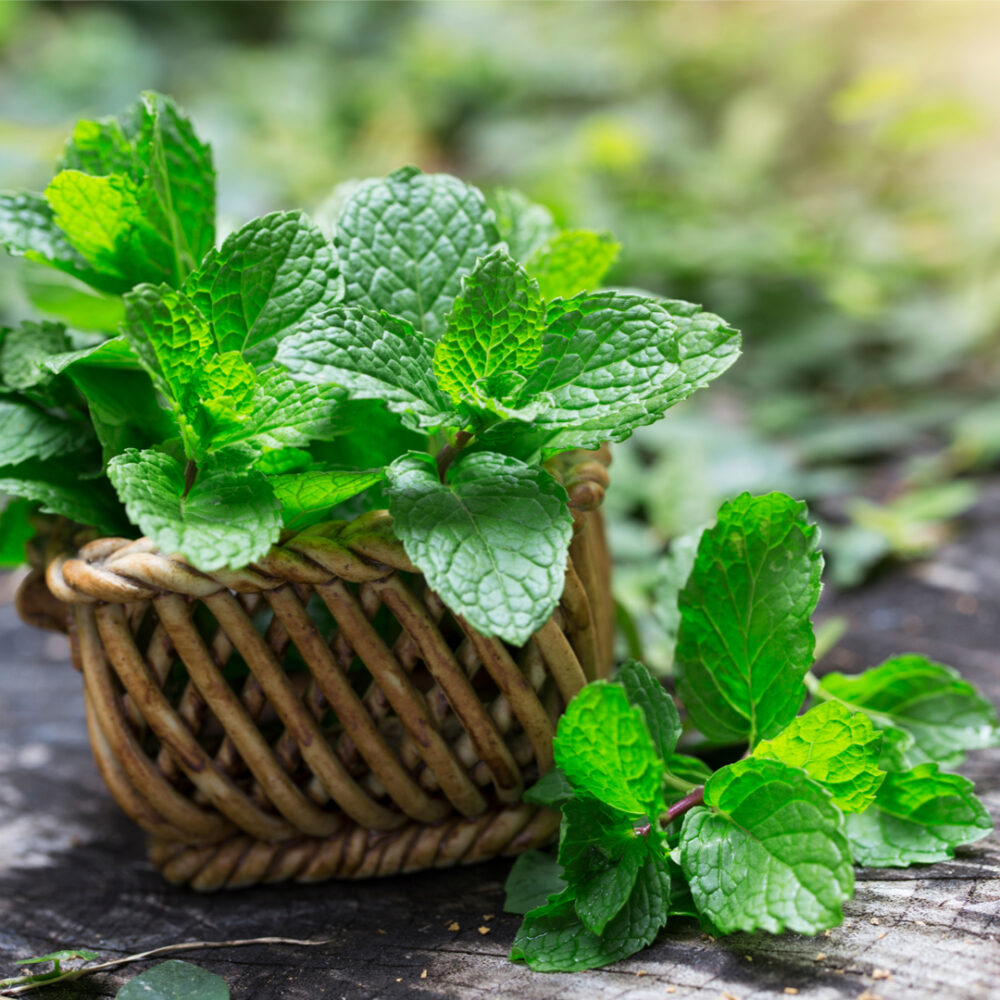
top-left (1, 0), bottom-right (998, 665)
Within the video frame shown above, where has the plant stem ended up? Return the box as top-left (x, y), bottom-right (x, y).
top-left (436, 430), bottom-right (472, 481)
top-left (662, 772), bottom-right (698, 793)
top-left (664, 785), bottom-right (704, 825)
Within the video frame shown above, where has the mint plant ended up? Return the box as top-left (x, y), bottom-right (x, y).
top-left (505, 491), bottom-right (997, 971)
top-left (0, 93), bottom-right (739, 646)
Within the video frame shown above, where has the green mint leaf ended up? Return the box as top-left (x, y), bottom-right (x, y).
top-left (0, 398), bottom-right (94, 466)
top-left (59, 91), bottom-right (216, 285)
top-left (615, 659), bottom-right (682, 763)
top-left (21, 261), bottom-right (125, 333)
top-left (107, 448), bottom-right (280, 572)
top-left (504, 850), bottom-right (566, 916)
top-left (44, 336), bottom-right (140, 375)
top-left (0, 320), bottom-right (71, 391)
top-left (510, 850), bottom-right (670, 973)
top-left (575, 839), bottom-right (646, 936)
top-left (0, 191), bottom-right (114, 292)
top-left (335, 166), bottom-right (500, 338)
top-left (115, 960), bottom-right (229, 1000)
top-left (491, 188), bottom-right (558, 261)
top-left (523, 767), bottom-right (575, 808)
top-left (0, 457), bottom-right (128, 535)
top-left (651, 524), bottom-right (705, 665)
top-left (278, 304), bottom-right (455, 432)
top-left (527, 229), bottom-right (620, 300)
top-left (558, 796), bottom-right (638, 884)
top-left (270, 469), bottom-right (385, 531)
top-left (516, 292), bottom-right (740, 453)
top-left (665, 754), bottom-right (714, 791)
top-left (680, 758), bottom-right (853, 935)
top-left (384, 449), bottom-right (572, 644)
top-left (846, 763), bottom-right (992, 867)
top-left (753, 701), bottom-right (885, 813)
top-left (433, 248), bottom-right (545, 411)
top-left (554, 681), bottom-right (663, 815)
top-left (185, 211), bottom-right (341, 369)
top-left (676, 492), bottom-right (823, 746)
top-left (0, 498), bottom-right (34, 568)
top-left (817, 655), bottom-right (999, 769)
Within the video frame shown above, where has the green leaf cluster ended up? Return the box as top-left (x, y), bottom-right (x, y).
top-left (507, 490), bottom-right (997, 971)
top-left (1, 98), bottom-right (739, 648)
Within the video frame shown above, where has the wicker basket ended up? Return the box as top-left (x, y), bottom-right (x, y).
top-left (15, 449), bottom-right (613, 891)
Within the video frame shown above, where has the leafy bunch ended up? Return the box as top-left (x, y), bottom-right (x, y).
top-left (505, 491), bottom-right (997, 971)
top-left (0, 93), bottom-right (739, 645)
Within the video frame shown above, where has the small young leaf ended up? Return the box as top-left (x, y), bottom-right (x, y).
top-left (277, 305), bottom-right (455, 432)
top-left (615, 659), bottom-right (682, 763)
top-left (185, 211), bottom-right (342, 369)
top-left (676, 492), bottom-right (823, 746)
top-left (107, 448), bottom-right (280, 572)
top-left (491, 188), bottom-right (558, 261)
top-left (504, 850), bottom-right (566, 916)
top-left (335, 166), bottom-right (500, 338)
top-left (522, 767), bottom-right (575, 808)
top-left (384, 449), bottom-right (572, 644)
top-left (116, 960), bottom-right (229, 1000)
top-left (510, 850), bottom-right (670, 973)
top-left (818, 655), bottom-right (999, 769)
top-left (527, 229), bottom-right (620, 300)
top-left (554, 682), bottom-right (663, 816)
top-left (846, 764), bottom-right (992, 867)
top-left (433, 248), bottom-right (545, 410)
top-left (753, 701), bottom-right (885, 813)
top-left (270, 469), bottom-right (385, 530)
top-left (680, 758), bottom-right (853, 936)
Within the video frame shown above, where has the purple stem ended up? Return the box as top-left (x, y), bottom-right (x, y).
top-left (665, 786), bottom-right (705, 825)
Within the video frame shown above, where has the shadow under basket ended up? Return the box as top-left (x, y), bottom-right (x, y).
top-left (16, 450), bottom-right (614, 891)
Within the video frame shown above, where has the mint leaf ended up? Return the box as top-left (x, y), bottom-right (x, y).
top-left (817, 655), bottom-right (999, 769)
top-left (615, 659), bottom-right (682, 763)
top-left (516, 292), bottom-right (740, 453)
top-left (676, 492), bottom-right (823, 745)
top-left (44, 336), bottom-right (140, 374)
top-left (523, 768), bottom-right (575, 808)
top-left (278, 305), bottom-right (455, 432)
top-left (335, 166), bottom-right (500, 338)
top-left (753, 701), bottom-right (885, 813)
top-left (185, 211), bottom-right (341, 369)
top-left (680, 758), bottom-right (853, 935)
top-left (270, 469), bottom-right (385, 530)
top-left (0, 191), bottom-right (113, 292)
top-left (504, 850), bottom-right (566, 915)
top-left (0, 457), bottom-right (128, 535)
top-left (116, 960), bottom-right (229, 1000)
top-left (21, 260), bottom-right (126, 333)
top-left (384, 449), bottom-right (572, 644)
top-left (0, 498), bottom-right (33, 567)
top-left (0, 320), bottom-right (71, 390)
top-left (575, 840), bottom-right (646, 936)
top-left (0, 398), bottom-right (94, 466)
top-left (433, 248), bottom-right (544, 411)
top-left (846, 764), bottom-right (992, 867)
top-left (527, 229), bottom-right (620, 300)
top-left (510, 850), bottom-right (670, 973)
top-left (554, 681), bottom-right (663, 816)
top-left (491, 188), bottom-right (558, 261)
top-left (107, 448), bottom-right (280, 572)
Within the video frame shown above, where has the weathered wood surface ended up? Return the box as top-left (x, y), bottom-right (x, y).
top-left (1, 489), bottom-right (998, 1000)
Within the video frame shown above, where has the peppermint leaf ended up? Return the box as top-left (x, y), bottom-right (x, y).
top-left (516, 292), bottom-right (740, 453)
top-left (107, 448), bottom-right (280, 572)
top-left (0, 398), bottom-right (94, 466)
top-left (522, 768), bottom-right (575, 808)
top-left (817, 655), bottom-right (999, 769)
top-left (335, 166), bottom-right (500, 338)
top-left (554, 682), bottom-right (663, 816)
top-left (278, 304), bottom-right (455, 432)
top-left (384, 450), bottom-right (572, 644)
top-left (491, 188), bottom-right (558, 261)
top-left (680, 758), bottom-right (853, 935)
top-left (270, 468), bottom-right (385, 530)
top-left (433, 248), bottom-right (545, 411)
top-left (510, 850), bottom-right (670, 973)
top-left (504, 850), bottom-right (566, 916)
top-left (0, 320), bottom-right (71, 391)
top-left (846, 764), bottom-right (992, 867)
top-left (527, 229), bottom-right (620, 300)
top-left (753, 701), bottom-right (885, 813)
top-left (615, 658), bottom-right (682, 763)
top-left (185, 211), bottom-right (341, 369)
top-left (676, 492), bottom-right (823, 746)
top-left (115, 960), bottom-right (229, 1000)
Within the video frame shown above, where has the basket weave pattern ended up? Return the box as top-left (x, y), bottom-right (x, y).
top-left (18, 451), bottom-right (613, 890)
